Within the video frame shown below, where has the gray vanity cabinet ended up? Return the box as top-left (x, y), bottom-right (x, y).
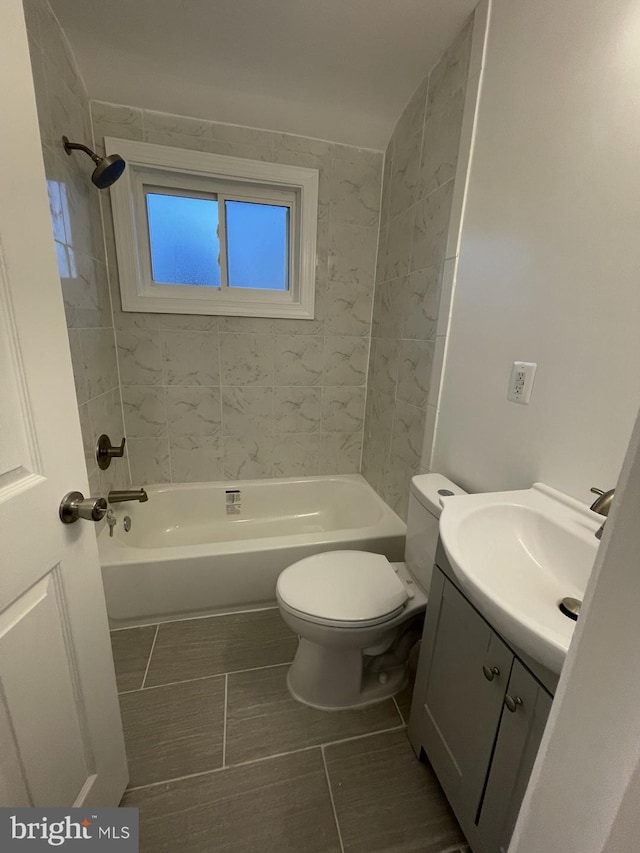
top-left (409, 568), bottom-right (514, 825)
top-left (476, 660), bottom-right (552, 853)
top-left (408, 560), bottom-right (553, 853)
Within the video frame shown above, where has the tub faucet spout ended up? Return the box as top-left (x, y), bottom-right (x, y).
top-left (108, 488), bottom-right (148, 504)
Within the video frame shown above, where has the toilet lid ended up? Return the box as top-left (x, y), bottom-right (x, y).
top-left (277, 551), bottom-right (408, 623)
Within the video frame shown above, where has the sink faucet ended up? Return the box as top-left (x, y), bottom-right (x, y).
top-left (589, 487), bottom-right (615, 540)
top-left (107, 488), bottom-right (148, 504)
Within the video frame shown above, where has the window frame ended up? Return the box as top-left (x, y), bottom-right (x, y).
top-left (106, 137), bottom-right (318, 319)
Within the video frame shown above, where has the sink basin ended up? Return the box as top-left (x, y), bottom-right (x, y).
top-left (439, 483), bottom-right (600, 674)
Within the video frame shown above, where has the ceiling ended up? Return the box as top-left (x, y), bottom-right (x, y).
top-left (49, 0), bottom-right (477, 150)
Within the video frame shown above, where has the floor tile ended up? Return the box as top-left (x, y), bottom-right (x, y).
top-left (324, 728), bottom-right (465, 853)
top-left (225, 664), bottom-right (402, 765)
top-left (123, 749), bottom-right (341, 853)
top-left (145, 609), bottom-right (297, 687)
top-left (395, 674), bottom-right (416, 723)
top-left (120, 677), bottom-right (225, 788)
top-left (395, 642), bottom-right (420, 723)
top-left (110, 626), bottom-right (157, 692)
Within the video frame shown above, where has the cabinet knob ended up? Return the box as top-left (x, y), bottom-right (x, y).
top-left (505, 694), bottom-right (523, 713)
top-left (482, 664), bottom-right (500, 682)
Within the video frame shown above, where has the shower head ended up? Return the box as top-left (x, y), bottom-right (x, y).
top-left (62, 136), bottom-right (126, 189)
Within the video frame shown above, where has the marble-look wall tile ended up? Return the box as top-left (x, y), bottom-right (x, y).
top-left (122, 386), bottom-right (167, 438)
top-left (361, 391), bottom-right (394, 489)
top-left (325, 281), bottom-right (373, 338)
top-left (87, 388), bottom-right (126, 449)
top-left (89, 98), bottom-right (384, 483)
top-left (362, 12), bottom-right (474, 519)
top-left (223, 436), bottom-right (273, 480)
top-left (403, 267), bottom-right (442, 341)
top-left (369, 339), bottom-right (400, 397)
top-left (144, 129), bottom-right (211, 152)
top-left (419, 87), bottom-right (465, 199)
top-left (128, 437), bottom-right (171, 484)
top-left (383, 208), bottom-right (414, 283)
top-left (373, 279), bottom-right (408, 340)
top-left (397, 340), bottom-right (434, 408)
top-left (272, 434), bottom-right (320, 477)
top-left (161, 330), bottom-right (220, 386)
top-left (90, 102), bottom-right (143, 148)
top-left (323, 337), bottom-right (369, 387)
top-left (156, 314), bottom-right (218, 332)
top-left (395, 77), bottom-right (429, 144)
top-left (390, 400), bottom-right (426, 468)
top-left (274, 335), bottom-right (324, 386)
top-left (426, 18), bottom-right (473, 122)
top-left (218, 317), bottom-right (274, 334)
top-left (321, 387), bottom-right (366, 433)
top-left (319, 431), bottom-right (362, 475)
top-left (273, 388), bottom-right (322, 434)
top-left (117, 328), bottom-right (163, 386)
top-left (389, 131), bottom-right (421, 219)
top-left (221, 387), bottom-right (274, 436)
top-left (410, 181), bottom-right (454, 273)
top-left (330, 155), bottom-right (382, 227)
top-left (328, 222), bottom-right (377, 287)
top-left (78, 328), bottom-right (118, 400)
top-left (144, 110), bottom-right (209, 139)
top-left (219, 333), bottom-right (275, 386)
top-left (165, 387), bottom-right (222, 437)
top-left (169, 436), bottom-right (223, 483)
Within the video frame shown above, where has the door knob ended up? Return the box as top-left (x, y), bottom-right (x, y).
top-left (59, 491), bottom-right (108, 524)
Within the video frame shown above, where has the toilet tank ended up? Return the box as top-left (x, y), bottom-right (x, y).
top-left (405, 473), bottom-right (466, 595)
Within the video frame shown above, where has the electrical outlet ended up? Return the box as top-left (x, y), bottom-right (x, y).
top-left (508, 361), bottom-right (537, 404)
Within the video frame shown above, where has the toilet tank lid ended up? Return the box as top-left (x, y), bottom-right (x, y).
top-left (410, 474), bottom-right (467, 518)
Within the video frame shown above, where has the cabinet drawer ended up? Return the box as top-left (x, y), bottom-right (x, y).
top-left (476, 659), bottom-right (552, 852)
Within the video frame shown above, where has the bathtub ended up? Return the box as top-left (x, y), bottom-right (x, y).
top-left (99, 474), bottom-right (406, 626)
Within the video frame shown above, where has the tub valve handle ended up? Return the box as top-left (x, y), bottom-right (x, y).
top-left (96, 434), bottom-right (126, 470)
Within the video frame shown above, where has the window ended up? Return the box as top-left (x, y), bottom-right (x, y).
top-left (106, 138), bottom-right (318, 318)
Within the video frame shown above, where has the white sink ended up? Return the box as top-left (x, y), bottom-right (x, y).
top-left (438, 483), bottom-right (600, 674)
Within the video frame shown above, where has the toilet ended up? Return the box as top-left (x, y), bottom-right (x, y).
top-left (276, 473), bottom-right (466, 710)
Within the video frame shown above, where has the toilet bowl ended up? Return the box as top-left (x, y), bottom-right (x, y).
top-left (276, 473), bottom-right (466, 710)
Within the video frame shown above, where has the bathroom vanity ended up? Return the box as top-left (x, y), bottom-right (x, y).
top-left (408, 542), bottom-right (558, 853)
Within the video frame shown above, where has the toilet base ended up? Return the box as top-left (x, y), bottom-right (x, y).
top-left (286, 637), bottom-right (408, 710)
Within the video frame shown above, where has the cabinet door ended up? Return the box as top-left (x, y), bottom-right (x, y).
top-left (410, 569), bottom-right (514, 828)
top-left (477, 660), bottom-right (553, 853)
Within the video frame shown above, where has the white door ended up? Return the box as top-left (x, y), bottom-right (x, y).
top-left (0, 1), bottom-right (128, 807)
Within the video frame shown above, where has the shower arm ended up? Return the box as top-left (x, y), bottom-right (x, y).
top-left (62, 136), bottom-right (101, 165)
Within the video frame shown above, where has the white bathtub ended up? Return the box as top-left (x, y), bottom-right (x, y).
top-left (99, 474), bottom-right (405, 626)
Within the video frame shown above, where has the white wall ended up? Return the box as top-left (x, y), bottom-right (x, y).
top-left (433, 0), bottom-right (640, 501)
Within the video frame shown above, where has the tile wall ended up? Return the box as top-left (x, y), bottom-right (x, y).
top-left (362, 16), bottom-right (475, 519)
top-left (91, 103), bottom-right (383, 483)
top-left (23, 0), bottom-right (129, 498)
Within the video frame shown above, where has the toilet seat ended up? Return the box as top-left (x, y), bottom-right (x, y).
top-left (276, 550), bottom-right (409, 627)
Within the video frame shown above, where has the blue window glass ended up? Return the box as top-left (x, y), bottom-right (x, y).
top-left (146, 192), bottom-right (220, 286)
top-left (225, 201), bottom-right (289, 290)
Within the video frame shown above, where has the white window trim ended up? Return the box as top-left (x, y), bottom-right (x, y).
top-left (105, 137), bottom-right (319, 319)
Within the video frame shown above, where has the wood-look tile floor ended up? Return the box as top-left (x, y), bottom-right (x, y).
top-left (111, 607), bottom-right (468, 853)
